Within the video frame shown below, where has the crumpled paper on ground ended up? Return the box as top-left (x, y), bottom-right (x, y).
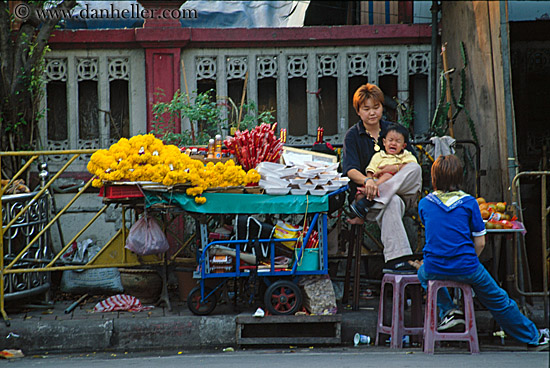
top-left (0, 349), bottom-right (24, 359)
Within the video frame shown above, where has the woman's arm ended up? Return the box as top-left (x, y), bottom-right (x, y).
top-left (347, 168), bottom-right (368, 187)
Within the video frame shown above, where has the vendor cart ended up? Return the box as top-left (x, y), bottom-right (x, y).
top-left (144, 186), bottom-right (347, 316)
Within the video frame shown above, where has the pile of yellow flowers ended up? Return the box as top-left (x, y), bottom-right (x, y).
top-left (87, 134), bottom-right (261, 203)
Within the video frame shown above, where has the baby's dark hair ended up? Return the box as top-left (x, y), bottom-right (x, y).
top-left (431, 155), bottom-right (463, 192)
top-left (381, 123), bottom-right (409, 142)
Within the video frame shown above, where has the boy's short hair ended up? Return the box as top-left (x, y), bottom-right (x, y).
top-left (381, 123), bottom-right (409, 142)
top-left (431, 155), bottom-right (463, 192)
top-left (353, 83), bottom-right (384, 114)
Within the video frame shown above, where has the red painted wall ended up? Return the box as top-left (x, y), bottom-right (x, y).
top-left (49, 24), bottom-right (432, 49)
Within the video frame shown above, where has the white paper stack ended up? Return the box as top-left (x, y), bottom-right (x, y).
top-left (256, 161), bottom-right (347, 196)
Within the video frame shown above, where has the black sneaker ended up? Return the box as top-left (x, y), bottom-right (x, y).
top-left (528, 328), bottom-right (549, 351)
top-left (349, 202), bottom-right (367, 219)
top-left (382, 260), bottom-right (417, 274)
top-left (437, 309), bottom-right (465, 332)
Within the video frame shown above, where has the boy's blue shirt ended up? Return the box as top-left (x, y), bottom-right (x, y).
top-left (419, 191), bottom-right (487, 275)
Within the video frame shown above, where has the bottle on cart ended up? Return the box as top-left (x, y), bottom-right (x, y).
top-left (214, 134), bottom-right (222, 159)
top-left (207, 138), bottom-right (215, 158)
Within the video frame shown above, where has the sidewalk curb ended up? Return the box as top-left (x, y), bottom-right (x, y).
top-left (0, 308), bottom-right (544, 354)
top-left (1, 319), bottom-right (114, 354)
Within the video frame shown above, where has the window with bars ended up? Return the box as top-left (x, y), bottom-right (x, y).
top-left (183, 45), bottom-right (431, 145)
top-left (40, 51), bottom-right (146, 170)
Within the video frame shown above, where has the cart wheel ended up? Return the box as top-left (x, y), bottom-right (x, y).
top-left (187, 286), bottom-right (217, 315)
top-left (264, 280), bottom-right (302, 315)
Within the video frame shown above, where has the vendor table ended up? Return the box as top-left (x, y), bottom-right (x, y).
top-left (485, 227), bottom-right (530, 313)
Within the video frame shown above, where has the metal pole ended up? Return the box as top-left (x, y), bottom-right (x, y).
top-left (0, 155), bottom-right (7, 326)
top-left (430, 1), bottom-right (439, 119)
top-left (541, 169), bottom-right (549, 327)
top-left (499, 0), bottom-right (519, 199)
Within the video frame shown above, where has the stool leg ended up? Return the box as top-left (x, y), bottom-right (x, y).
top-left (391, 280), bottom-right (403, 349)
top-left (342, 225), bottom-right (356, 305)
top-left (375, 279), bottom-right (386, 346)
top-left (352, 230), bottom-right (362, 311)
top-left (411, 284), bottom-right (423, 345)
top-left (463, 286), bottom-right (480, 354)
top-left (423, 283), bottom-right (438, 354)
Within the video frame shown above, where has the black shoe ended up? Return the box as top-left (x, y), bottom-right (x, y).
top-left (382, 260), bottom-right (417, 274)
top-left (437, 309), bottom-right (465, 332)
top-left (349, 201), bottom-right (366, 219)
top-left (349, 198), bottom-right (374, 219)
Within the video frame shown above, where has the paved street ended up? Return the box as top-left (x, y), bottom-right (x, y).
top-left (5, 347), bottom-right (548, 368)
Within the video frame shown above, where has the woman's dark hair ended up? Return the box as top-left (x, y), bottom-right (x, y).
top-left (431, 155), bottom-right (463, 192)
top-left (380, 123), bottom-right (409, 142)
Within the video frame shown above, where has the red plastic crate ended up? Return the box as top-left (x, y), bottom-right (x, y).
top-left (100, 184), bottom-right (144, 199)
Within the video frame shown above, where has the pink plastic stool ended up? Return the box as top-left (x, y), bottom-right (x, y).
top-left (423, 280), bottom-right (480, 354)
top-left (375, 273), bottom-right (424, 348)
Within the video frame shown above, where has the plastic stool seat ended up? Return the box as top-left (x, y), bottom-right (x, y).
top-left (423, 280), bottom-right (480, 354)
top-left (375, 273), bottom-right (424, 349)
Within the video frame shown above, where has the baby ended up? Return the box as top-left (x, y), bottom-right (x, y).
top-left (349, 123), bottom-right (417, 220)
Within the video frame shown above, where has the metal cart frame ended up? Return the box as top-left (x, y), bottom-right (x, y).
top-left (188, 187), bottom-right (347, 315)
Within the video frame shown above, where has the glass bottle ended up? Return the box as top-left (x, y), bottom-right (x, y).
top-left (214, 134), bottom-right (222, 159)
top-left (207, 138), bottom-right (215, 159)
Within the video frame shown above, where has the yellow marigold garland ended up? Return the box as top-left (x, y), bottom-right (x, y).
top-left (88, 134), bottom-right (260, 204)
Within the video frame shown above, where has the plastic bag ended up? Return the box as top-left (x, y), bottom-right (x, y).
top-left (125, 215), bottom-right (169, 255)
top-left (273, 220), bottom-right (302, 249)
top-left (60, 268), bottom-right (123, 294)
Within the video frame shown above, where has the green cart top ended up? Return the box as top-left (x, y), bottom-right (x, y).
top-left (144, 191), bottom-right (330, 214)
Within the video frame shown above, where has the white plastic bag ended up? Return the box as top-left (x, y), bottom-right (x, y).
top-left (125, 215), bottom-right (169, 255)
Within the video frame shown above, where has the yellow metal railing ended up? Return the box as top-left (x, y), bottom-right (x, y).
top-left (0, 150), bottom-right (170, 325)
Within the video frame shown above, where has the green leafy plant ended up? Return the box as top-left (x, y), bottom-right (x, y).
top-left (150, 89), bottom-right (224, 146)
top-left (394, 97), bottom-right (415, 130)
top-left (224, 99), bottom-right (276, 132)
top-left (431, 42), bottom-right (478, 144)
top-left (0, 0), bottom-right (78, 177)
top-left (150, 89), bottom-right (276, 146)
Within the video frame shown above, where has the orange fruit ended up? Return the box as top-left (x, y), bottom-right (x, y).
top-left (496, 202), bottom-right (506, 213)
top-left (479, 203), bottom-right (489, 211)
top-left (476, 197), bottom-right (486, 205)
top-left (480, 209), bottom-right (490, 220)
top-left (485, 221), bottom-right (495, 229)
top-left (487, 204), bottom-right (497, 212)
